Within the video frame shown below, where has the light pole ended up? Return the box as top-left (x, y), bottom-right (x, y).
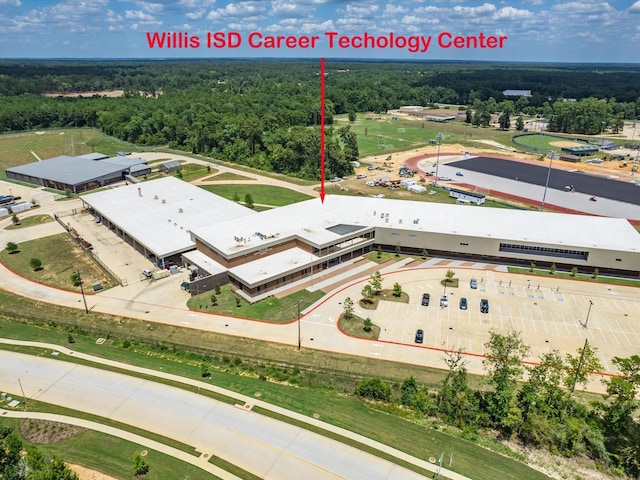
top-left (540, 151), bottom-right (555, 212)
top-left (433, 132), bottom-right (444, 186)
top-left (583, 300), bottom-right (593, 328)
top-left (77, 270), bottom-right (89, 313)
top-left (295, 299), bottom-right (302, 350)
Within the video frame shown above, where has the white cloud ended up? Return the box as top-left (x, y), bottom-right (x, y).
top-left (551, 2), bottom-right (612, 14)
top-left (493, 6), bottom-right (534, 20)
top-left (384, 4), bottom-right (408, 15)
top-left (125, 10), bottom-right (156, 21)
top-left (270, 0), bottom-right (314, 17)
top-left (0, 0), bottom-right (22, 6)
top-left (179, 0), bottom-right (216, 7)
top-left (451, 3), bottom-right (497, 16)
top-left (185, 9), bottom-right (205, 19)
top-left (207, 2), bottom-right (267, 22)
top-left (629, 0), bottom-right (640, 13)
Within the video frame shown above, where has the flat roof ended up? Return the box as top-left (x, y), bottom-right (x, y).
top-left (82, 177), bottom-right (255, 258)
top-left (229, 247), bottom-right (313, 287)
top-left (192, 195), bottom-right (640, 257)
top-left (6, 155), bottom-right (126, 186)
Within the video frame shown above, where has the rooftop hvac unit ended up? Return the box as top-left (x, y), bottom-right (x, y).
top-left (138, 187), bottom-right (142, 197)
top-left (399, 219), bottom-right (402, 224)
top-left (385, 217), bottom-right (389, 223)
top-left (162, 199), bottom-right (166, 204)
top-left (178, 208), bottom-right (183, 213)
top-left (154, 195), bottom-right (158, 200)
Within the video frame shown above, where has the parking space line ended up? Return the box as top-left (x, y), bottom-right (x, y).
top-left (612, 317), bottom-right (632, 347)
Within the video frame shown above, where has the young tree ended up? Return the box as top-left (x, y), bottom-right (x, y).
top-left (244, 193), bottom-right (254, 209)
top-left (361, 284), bottom-right (374, 304)
top-left (483, 330), bottom-right (530, 430)
top-left (445, 269), bottom-right (455, 284)
top-left (376, 245), bottom-right (382, 259)
top-left (363, 317), bottom-right (373, 332)
top-left (30, 257), bottom-right (42, 271)
top-left (214, 283), bottom-right (221, 295)
top-left (529, 262), bottom-right (536, 272)
top-left (5, 241), bottom-right (18, 254)
top-left (515, 116), bottom-right (525, 131)
top-left (571, 266), bottom-right (578, 277)
top-left (395, 245), bottom-right (401, 257)
top-left (210, 294), bottom-right (218, 306)
top-left (71, 271), bottom-right (82, 286)
top-left (232, 192), bottom-right (240, 202)
top-left (392, 282), bottom-right (403, 297)
top-left (354, 377), bottom-right (391, 401)
top-left (550, 262), bottom-right (557, 275)
top-left (343, 297), bottom-right (354, 319)
top-left (348, 111), bottom-right (356, 122)
top-left (498, 110), bottom-right (511, 130)
top-left (369, 270), bottom-right (383, 294)
top-left (11, 214), bottom-right (19, 226)
top-left (133, 453), bottom-right (150, 476)
top-left (421, 249), bottom-right (428, 259)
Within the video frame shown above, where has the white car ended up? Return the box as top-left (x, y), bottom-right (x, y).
top-left (439, 176), bottom-right (451, 181)
top-left (440, 295), bottom-right (449, 307)
top-left (357, 174), bottom-right (367, 179)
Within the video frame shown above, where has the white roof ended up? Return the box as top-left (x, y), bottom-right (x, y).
top-left (82, 177), bottom-right (255, 258)
top-left (229, 247), bottom-right (313, 287)
top-left (192, 195), bottom-right (640, 256)
top-left (182, 250), bottom-right (227, 276)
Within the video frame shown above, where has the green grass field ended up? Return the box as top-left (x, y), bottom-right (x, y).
top-left (0, 233), bottom-right (117, 292)
top-left (0, 128), bottom-right (134, 178)
top-left (199, 184), bottom-right (313, 207)
top-left (188, 285), bottom-right (325, 323)
top-left (205, 172), bottom-right (255, 181)
top-left (4, 213), bottom-right (54, 230)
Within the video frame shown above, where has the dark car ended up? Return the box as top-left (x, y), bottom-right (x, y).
top-left (415, 329), bottom-right (424, 344)
top-left (459, 297), bottom-right (468, 310)
top-left (421, 293), bottom-right (430, 306)
top-left (480, 298), bottom-right (489, 314)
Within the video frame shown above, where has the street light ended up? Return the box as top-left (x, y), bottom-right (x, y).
top-left (295, 299), bottom-right (302, 350)
top-left (583, 300), bottom-right (593, 328)
top-left (433, 132), bottom-right (444, 186)
top-left (540, 150), bottom-right (556, 212)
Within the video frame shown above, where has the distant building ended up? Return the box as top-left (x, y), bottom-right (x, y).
top-left (5, 153), bottom-right (150, 193)
top-left (503, 90), bottom-right (532, 97)
top-left (448, 188), bottom-right (486, 205)
top-left (158, 160), bottom-right (182, 173)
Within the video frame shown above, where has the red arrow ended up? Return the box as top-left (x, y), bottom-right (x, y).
top-left (320, 57), bottom-right (326, 204)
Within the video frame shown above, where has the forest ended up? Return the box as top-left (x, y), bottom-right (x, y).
top-left (1, 60), bottom-right (640, 177)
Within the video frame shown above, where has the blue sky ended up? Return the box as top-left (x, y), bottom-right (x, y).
top-left (1, 0), bottom-right (640, 62)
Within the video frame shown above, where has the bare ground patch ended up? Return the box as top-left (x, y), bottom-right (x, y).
top-left (549, 140), bottom-right (583, 148)
top-left (19, 418), bottom-right (86, 444)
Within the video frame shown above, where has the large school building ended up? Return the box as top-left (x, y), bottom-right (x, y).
top-left (82, 177), bottom-right (640, 298)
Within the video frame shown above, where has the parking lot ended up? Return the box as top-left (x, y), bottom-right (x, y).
top-left (360, 268), bottom-right (640, 370)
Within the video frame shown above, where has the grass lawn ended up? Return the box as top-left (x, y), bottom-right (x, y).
top-left (187, 285), bottom-right (325, 323)
top-left (4, 213), bottom-right (53, 230)
top-left (199, 184), bottom-right (313, 207)
top-left (205, 172), bottom-right (255, 181)
top-left (359, 289), bottom-right (409, 310)
top-left (508, 266), bottom-right (640, 287)
top-left (0, 418), bottom-right (221, 480)
top-left (0, 128), bottom-right (134, 177)
top-left (338, 314), bottom-right (380, 340)
top-left (175, 163), bottom-right (214, 182)
top-left (364, 251), bottom-right (412, 264)
top-left (0, 233), bottom-right (117, 292)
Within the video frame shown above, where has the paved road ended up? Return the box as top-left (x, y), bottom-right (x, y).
top-left (449, 156), bottom-right (640, 205)
top-left (0, 350), bottom-right (433, 480)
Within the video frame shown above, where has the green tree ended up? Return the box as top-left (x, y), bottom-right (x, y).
top-left (550, 262), bottom-right (556, 274)
top-left (565, 339), bottom-right (603, 395)
top-left (354, 377), bottom-right (391, 401)
top-left (233, 192), bottom-right (240, 202)
top-left (376, 245), bottom-right (382, 259)
top-left (421, 249), bottom-right (428, 259)
top-left (244, 193), bottom-right (254, 209)
top-left (445, 269), bottom-right (455, 284)
top-left (361, 284), bottom-right (374, 304)
top-left (30, 257), bottom-right (42, 271)
top-left (71, 271), bottom-right (82, 286)
top-left (529, 262), bottom-right (536, 272)
top-left (401, 376), bottom-right (419, 406)
top-left (210, 294), bottom-right (218, 306)
top-left (348, 111), bottom-right (356, 122)
top-left (438, 349), bottom-right (479, 428)
top-left (133, 453), bottom-right (150, 476)
top-left (363, 317), bottom-right (373, 332)
top-left (395, 245), bottom-right (401, 257)
top-left (515, 116), bottom-right (525, 131)
top-left (343, 297), bottom-right (354, 319)
top-left (369, 270), bottom-right (383, 294)
top-left (498, 110), bottom-right (511, 130)
top-left (11, 214), bottom-right (19, 226)
top-left (483, 330), bottom-right (530, 431)
top-left (392, 282), bottom-right (403, 297)
top-left (5, 241), bottom-right (18, 254)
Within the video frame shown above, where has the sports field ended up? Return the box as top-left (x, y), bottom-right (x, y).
top-left (512, 133), bottom-right (588, 152)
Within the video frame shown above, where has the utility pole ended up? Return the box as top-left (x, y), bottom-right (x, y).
top-left (433, 132), bottom-right (444, 186)
top-left (540, 151), bottom-right (555, 212)
top-left (77, 270), bottom-right (89, 313)
top-left (18, 378), bottom-right (27, 409)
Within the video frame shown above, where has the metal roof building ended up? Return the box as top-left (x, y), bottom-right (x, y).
top-left (5, 153), bottom-right (152, 193)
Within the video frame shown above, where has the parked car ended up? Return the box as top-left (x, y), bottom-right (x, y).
top-left (455, 171), bottom-right (464, 176)
top-left (480, 298), bottom-right (489, 314)
top-left (415, 329), bottom-right (424, 344)
top-left (470, 278), bottom-right (478, 289)
top-left (142, 269), bottom-right (153, 279)
top-left (459, 297), bottom-right (468, 310)
top-left (439, 176), bottom-right (451, 181)
top-left (367, 165), bottom-right (377, 170)
top-left (421, 293), bottom-right (430, 306)
top-left (329, 177), bottom-right (342, 183)
top-left (440, 294), bottom-right (449, 307)
top-left (357, 174), bottom-right (367, 179)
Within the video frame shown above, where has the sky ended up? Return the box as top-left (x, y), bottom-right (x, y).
top-left (1, 0), bottom-right (640, 62)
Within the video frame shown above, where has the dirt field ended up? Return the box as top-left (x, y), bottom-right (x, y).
top-left (549, 140), bottom-right (583, 147)
top-left (68, 465), bottom-right (119, 480)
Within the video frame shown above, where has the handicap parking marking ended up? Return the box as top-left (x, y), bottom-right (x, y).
top-left (538, 296), bottom-right (544, 300)
top-left (528, 294), bottom-right (535, 299)
top-left (557, 297), bottom-right (564, 302)
top-left (508, 292), bottom-right (515, 296)
top-left (499, 291), bottom-right (505, 295)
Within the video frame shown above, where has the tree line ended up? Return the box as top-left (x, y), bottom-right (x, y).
top-left (2, 60), bottom-right (640, 177)
top-left (354, 331), bottom-right (640, 479)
